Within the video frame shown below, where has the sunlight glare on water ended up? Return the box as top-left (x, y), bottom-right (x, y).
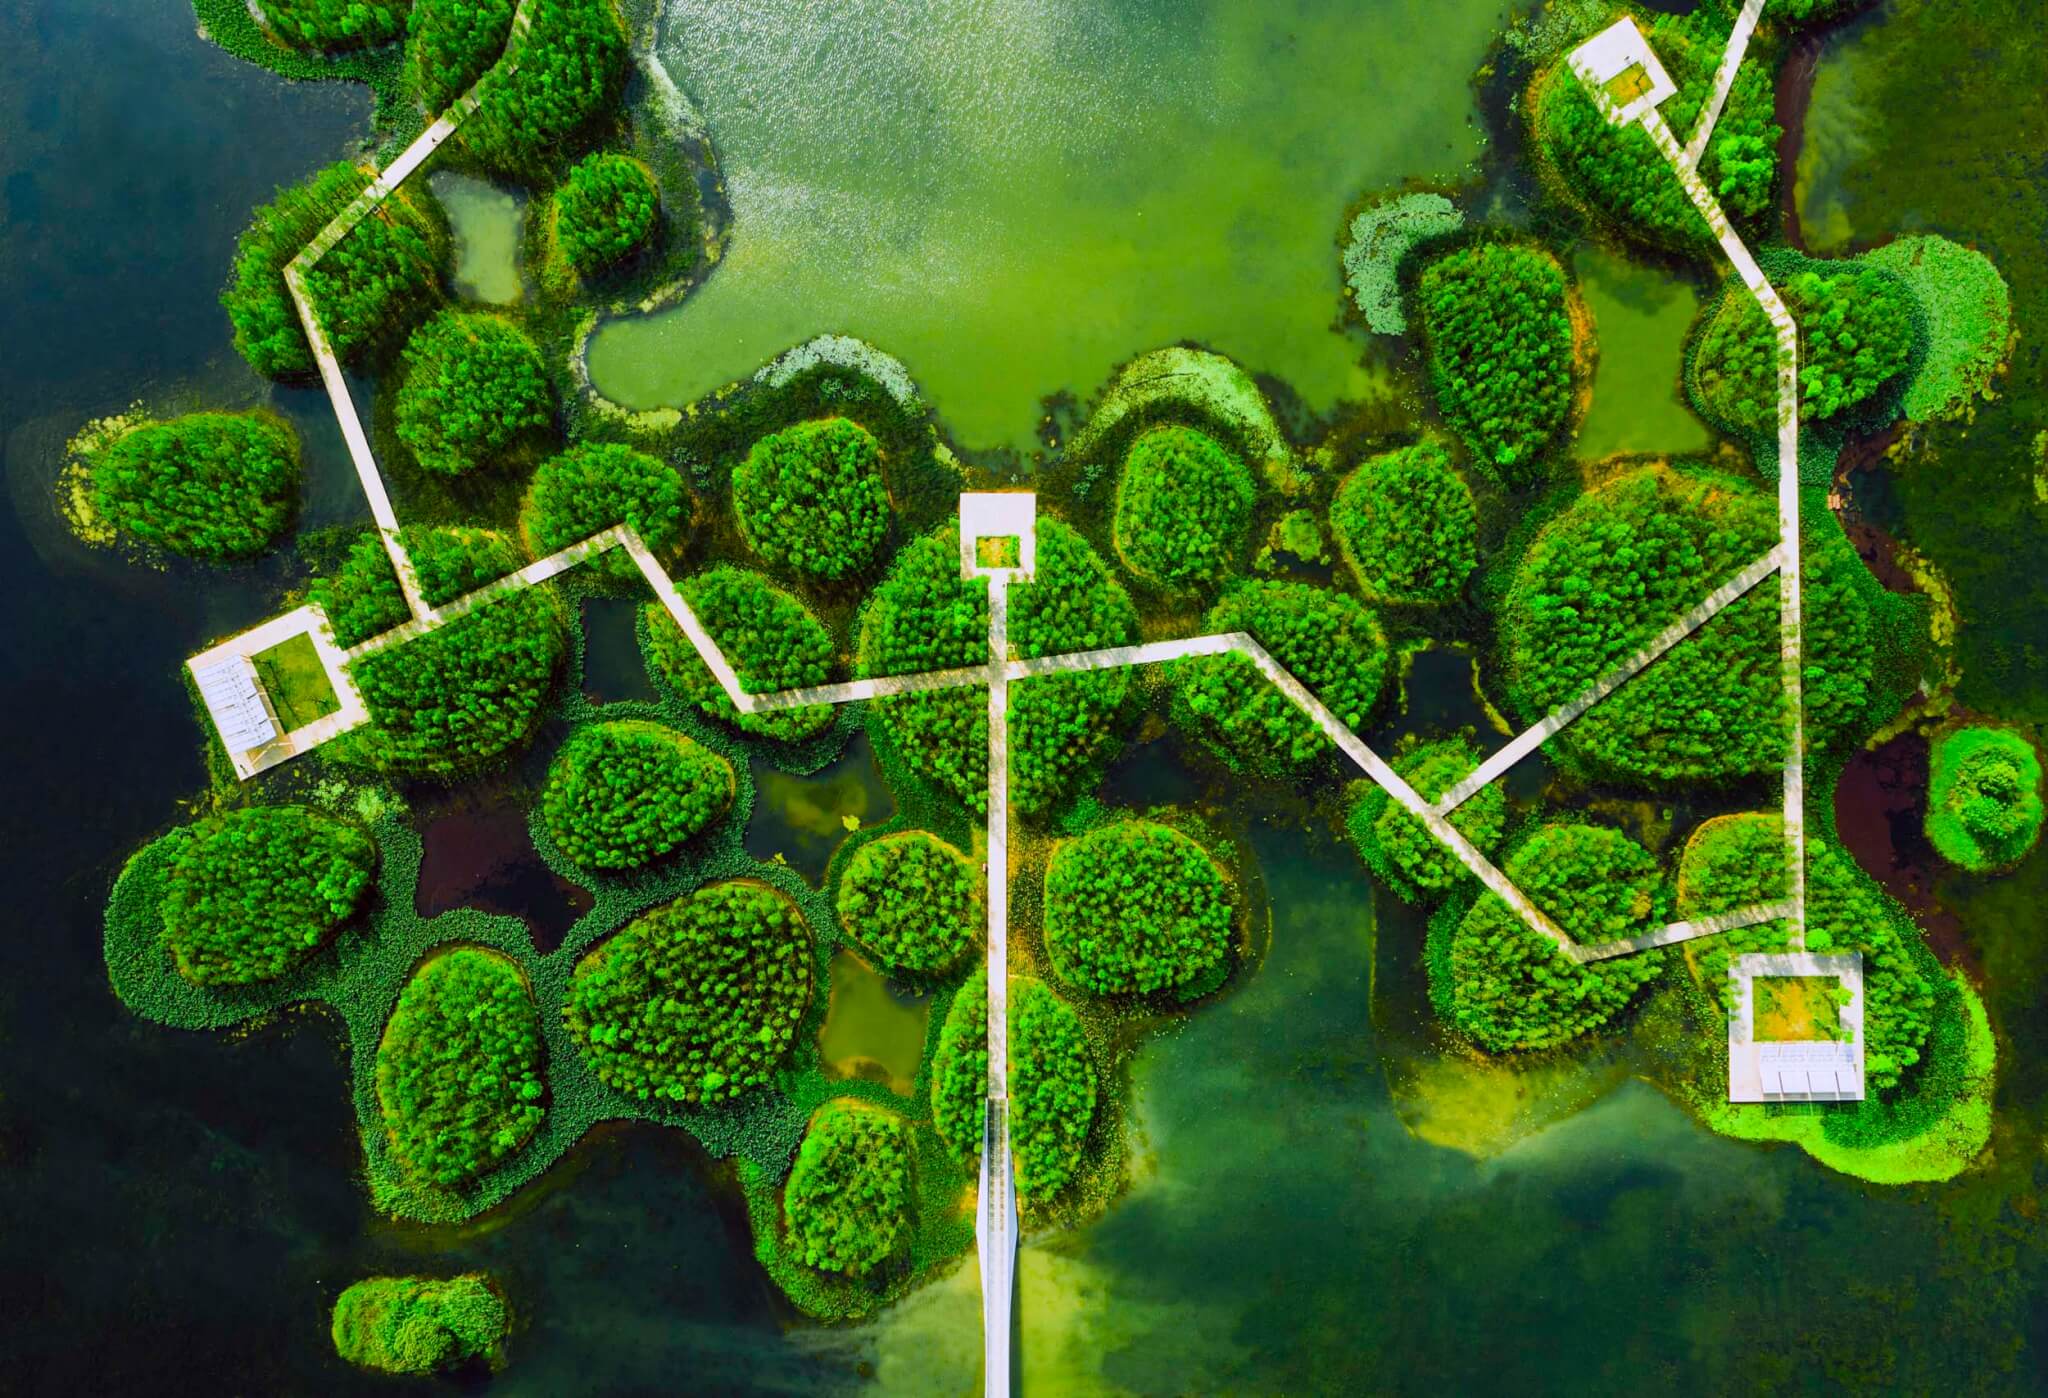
top-left (585, 0), bottom-right (1509, 448)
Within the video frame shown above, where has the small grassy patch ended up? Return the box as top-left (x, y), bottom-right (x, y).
top-left (976, 535), bottom-right (1020, 568)
top-left (252, 632), bottom-right (340, 731)
top-left (1754, 975), bottom-right (1846, 1042)
top-left (1603, 63), bottom-right (1652, 106)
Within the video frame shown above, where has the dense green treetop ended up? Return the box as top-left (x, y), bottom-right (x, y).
top-left (1448, 823), bottom-right (1667, 1051)
top-left (553, 152), bottom-right (660, 278)
top-left (930, 971), bottom-right (1099, 1203)
top-left (732, 417), bottom-right (891, 582)
top-left (401, 525), bottom-right (521, 607)
top-left (564, 881), bottom-right (812, 1105)
top-left (1685, 831), bottom-right (1941, 1091)
top-left (1675, 812), bottom-right (1789, 918)
top-left (929, 970), bottom-right (988, 1160)
top-left (520, 441), bottom-right (690, 581)
top-left (1417, 242), bottom-right (1575, 482)
top-left (312, 531), bottom-right (411, 649)
top-left (462, 0), bottom-right (629, 170)
top-left (1864, 234), bottom-right (2011, 423)
top-left (223, 162), bottom-right (446, 378)
top-left (1112, 424), bottom-right (1256, 592)
top-left (331, 1274), bottom-right (508, 1376)
top-left (345, 586), bottom-right (566, 777)
top-left (297, 194), bottom-right (448, 369)
top-left (159, 805), bottom-right (377, 987)
top-left (1171, 579), bottom-right (1388, 777)
top-left (782, 1103), bottom-right (917, 1278)
top-left (1797, 529), bottom-right (1881, 752)
top-left (412, 0), bottom-right (627, 170)
top-left (1534, 7), bottom-right (1779, 257)
top-left (88, 411), bottom-right (298, 561)
top-left (835, 832), bottom-right (980, 980)
top-left (1330, 438), bottom-right (1479, 604)
top-left (375, 947), bottom-right (546, 1189)
top-left (258, 0), bottom-right (409, 52)
top-left (1803, 840), bottom-right (1936, 1089)
top-left (1502, 464), bottom-right (1785, 786)
top-left (1691, 263), bottom-right (1916, 434)
top-left (858, 522), bottom-right (1137, 816)
top-left (643, 567), bottom-right (836, 743)
top-left (1925, 726), bottom-right (2044, 872)
top-left (1346, 736), bottom-right (1506, 902)
top-left (1007, 979), bottom-right (1098, 1201)
top-left (541, 721), bottom-right (733, 871)
top-left (310, 522), bottom-right (519, 649)
top-left (409, 0), bottom-right (516, 109)
top-left (395, 311), bottom-right (554, 477)
top-left (1043, 820), bottom-right (1235, 997)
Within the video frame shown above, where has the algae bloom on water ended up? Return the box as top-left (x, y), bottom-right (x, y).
top-left (330, 1273), bottom-right (509, 1376)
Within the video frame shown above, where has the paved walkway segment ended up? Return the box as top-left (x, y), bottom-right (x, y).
top-left (1432, 546), bottom-right (1785, 818)
top-left (283, 0), bottom-right (538, 624)
top-left (1681, 0), bottom-right (1767, 168)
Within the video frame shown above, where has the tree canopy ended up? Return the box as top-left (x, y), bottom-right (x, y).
top-left (1171, 579), bottom-right (1387, 777)
top-left (1042, 820), bottom-right (1235, 997)
top-left (345, 586), bottom-right (566, 777)
top-left (1417, 242), bottom-right (1575, 482)
top-left (834, 832), bottom-right (980, 980)
top-left (158, 805), bottom-right (377, 986)
top-left (375, 948), bottom-right (546, 1189)
top-left (222, 161), bottom-right (449, 378)
top-left (1346, 736), bottom-right (1506, 902)
top-left (1691, 262), bottom-right (1916, 434)
top-left (553, 152), bottom-right (660, 278)
top-left (732, 417), bottom-right (892, 582)
top-left (331, 1274), bottom-right (508, 1376)
top-left (88, 411), bottom-right (299, 560)
top-left (540, 720), bottom-right (733, 871)
top-left (1502, 464), bottom-right (1785, 786)
top-left (520, 441), bottom-right (690, 581)
top-left (1533, 7), bottom-right (1779, 257)
top-left (782, 1103), bottom-right (917, 1277)
top-left (930, 971), bottom-right (1098, 1203)
top-left (564, 881), bottom-right (812, 1105)
top-left (1112, 424), bottom-right (1256, 592)
top-left (643, 567), bottom-right (837, 743)
top-left (1447, 823), bottom-right (1667, 1051)
top-left (1330, 438), bottom-right (1478, 604)
top-left (413, 0), bottom-right (628, 172)
top-left (258, 0), bottom-right (409, 52)
top-left (395, 311), bottom-right (554, 477)
top-left (1925, 726), bottom-right (2044, 872)
top-left (858, 522), bottom-right (1138, 816)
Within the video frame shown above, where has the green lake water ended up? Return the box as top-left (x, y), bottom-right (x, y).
top-left (819, 950), bottom-right (931, 1097)
top-left (429, 170), bottom-right (526, 303)
top-left (7, 0), bottom-right (2048, 1390)
top-left (586, 0), bottom-right (1509, 450)
top-left (1572, 244), bottom-right (1708, 461)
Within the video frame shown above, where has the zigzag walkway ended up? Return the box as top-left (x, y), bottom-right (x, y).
top-left (285, 0), bottom-right (538, 622)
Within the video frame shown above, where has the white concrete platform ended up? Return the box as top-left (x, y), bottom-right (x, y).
top-left (1728, 952), bottom-right (1865, 1103)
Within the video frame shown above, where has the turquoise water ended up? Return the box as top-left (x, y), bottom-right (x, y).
top-left (585, 0), bottom-right (1510, 450)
